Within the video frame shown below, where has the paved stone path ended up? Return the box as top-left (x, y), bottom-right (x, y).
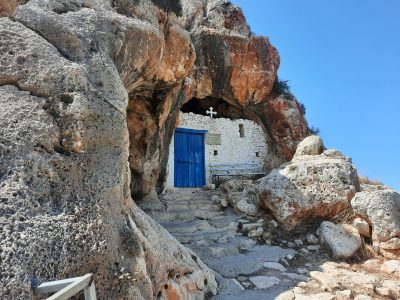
top-left (140, 188), bottom-right (400, 300)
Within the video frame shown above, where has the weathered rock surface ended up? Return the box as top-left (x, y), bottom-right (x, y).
top-left (353, 217), bottom-right (371, 238)
top-left (262, 96), bottom-right (309, 160)
top-left (293, 135), bottom-right (324, 157)
top-left (318, 222), bottom-right (361, 258)
top-left (0, 0), bottom-right (309, 204)
top-left (249, 276), bottom-right (281, 289)
top-left (220, 179), bottom-right (259, 216)
top-left (351, 189), bottom-right (400, 254)
top-left (258, 148), bottom-right (359, 229)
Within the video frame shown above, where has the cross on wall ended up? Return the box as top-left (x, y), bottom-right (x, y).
top-left (206, 107), bottom-right (217, 119)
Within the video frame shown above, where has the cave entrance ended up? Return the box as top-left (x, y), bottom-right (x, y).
top-left (180, 97), bottom-right (247, 119)
top-left (165, 97), bottom-right (269, 188)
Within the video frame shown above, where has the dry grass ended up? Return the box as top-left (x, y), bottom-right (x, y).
top-left (358, 175), bottom-right (383, 186)
top-left (332, 207), bottom-right (356, 224)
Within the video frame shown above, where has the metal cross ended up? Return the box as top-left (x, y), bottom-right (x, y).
top-left (206, 107), bottom-right (217, 119)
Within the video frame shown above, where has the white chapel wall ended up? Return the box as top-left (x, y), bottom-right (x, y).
top-left (166, 112), bottom-right (269, 188)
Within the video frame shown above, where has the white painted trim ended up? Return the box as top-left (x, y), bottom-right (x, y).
top-left (34, 273), bottom-right (96, 300)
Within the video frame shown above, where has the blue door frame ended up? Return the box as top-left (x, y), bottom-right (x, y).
top-left (174, 128), bottom-right (207, 188)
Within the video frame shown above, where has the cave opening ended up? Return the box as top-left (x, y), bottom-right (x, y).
top-left (181, 97), bottom-right (248, 120)
top-left (125, 91), bottom-right (271, 199)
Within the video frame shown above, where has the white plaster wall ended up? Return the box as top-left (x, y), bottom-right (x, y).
top-left (166, 112), bottom-right (269, 188)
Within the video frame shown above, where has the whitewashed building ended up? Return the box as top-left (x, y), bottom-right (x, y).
top-left (166, 111), bottom-right (269, 188)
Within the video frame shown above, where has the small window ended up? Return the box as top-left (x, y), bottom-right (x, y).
top-left (239, 124), bottom-right (244, 138)
top-left (256, 152), bottom-right (260, 157)
top-left (214, 150), bottom-right (218, 156)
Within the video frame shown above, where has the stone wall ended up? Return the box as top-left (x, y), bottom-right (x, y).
top-left (166, 112), bottom-right (269, 187)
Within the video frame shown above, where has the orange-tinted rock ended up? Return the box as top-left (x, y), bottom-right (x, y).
top-left (262, 96), bottom-right (309, 160)
top-left (192, 29), bottom-right (280, 106)
top-left (154, 23), bottom-right (196, 85)
top-left (0, 0), bottom-right (18, 17)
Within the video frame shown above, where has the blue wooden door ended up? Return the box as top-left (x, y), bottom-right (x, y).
top-left (174, 128), bottom-right (206, 187)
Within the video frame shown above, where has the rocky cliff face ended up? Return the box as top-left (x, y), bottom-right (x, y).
top-left (0, 0), bottom-right (308, 299)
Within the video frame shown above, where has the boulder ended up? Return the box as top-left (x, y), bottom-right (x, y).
top-left (353, 218), bottom-right (371, 238)
top-left (293, 135), bottom-right (324, 157)
top-left (318, 222), bottom-right (361, 258)
top-left (220, 180), bottom-right (260, 216)
top-left (258, 149), bottom-right (359, 229)
top-left (351, 189), bottom-right (400, 252)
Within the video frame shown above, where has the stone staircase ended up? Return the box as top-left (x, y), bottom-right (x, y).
top-left (149, 189), bottom-right (240, 245)
top-left (140, 188), bottom-right (299, 299)
top-left (140, 188), bottom-right (400, 300)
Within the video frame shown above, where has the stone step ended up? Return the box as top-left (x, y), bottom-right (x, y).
top-left (148, 209), bottom-right (225, 223)
top-left (161, 195), bottom-right (220, 202)
top-left (160, 220), bottom-right (215, 234)
top-left (174, 228), bottom-right (238, 244)
top-left (208, 218), bottom-right (240, 229)
top-left (165, 203), bottom-right (222, 212)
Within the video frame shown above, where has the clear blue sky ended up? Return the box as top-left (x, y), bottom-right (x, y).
top-left (232, 0), bottom-right (400, 190)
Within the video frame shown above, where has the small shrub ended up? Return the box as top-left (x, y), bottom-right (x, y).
top-left (298, 102), bottom-right (306, 115)
top-left (358, 176), bottom-right (383, 186)
top-left (308, 126), bottom-right (320, 135)
top-left (273, 78), bottom-right (291, 95)
top-left (272, 78), bottom-right (297, 101)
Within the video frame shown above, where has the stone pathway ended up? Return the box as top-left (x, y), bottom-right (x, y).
top-left (140, 188), bottom-right (400, 300)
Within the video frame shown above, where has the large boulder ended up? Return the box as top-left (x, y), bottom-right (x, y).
top-left (351, 189), bottom-right (400, 255)
top-left (257, 149), bottom-right (359, 230)
top-left (293, 135), bottom-right (324, 158)
top-left (318, 221), bottom-right (361, 258)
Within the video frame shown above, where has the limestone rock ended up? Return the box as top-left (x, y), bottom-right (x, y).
top-left (293, 135), bottom-right (324, 157)
top-left (258, 149), bottom-right (359, 229)
top-left (306, 233), bottom-right (319, 244)
top-left (263, 261), bottom-right (287, 272)
top-left (295, 293), bottom-right (335, 300)
top-left (220, 197), bottom-right (229, 208)
top-left (276, 291), bottom-right (295, 300)
top-left (381, 280), bottom-right (400, 298)
top-left (248, 276), bottom-right (281, 289)
top-left (263, 96), bottom-right (309, 160)
top-left (351, 189), bottom-right (400, 251)
top-left (282, 272), bottom-right (308, 281)
top-left (220, 180), bottom-right (260, 216)
top-left (0, 0), bottom-right (19, 16)
top-left (335, 289), bottom-right (353, 300)
top-left (353, 217), bottom-right (371, 238)
top-left (381, 260), bottom-right (400, 276)
top-left (318, 221), bottom-right (361, 258)
top-left (239, 239), bottom-right (256, 252)
top-left (354, 295), bottom-right (372, 300)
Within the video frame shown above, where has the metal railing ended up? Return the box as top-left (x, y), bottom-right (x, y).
top-left (33, 273), bottom-right (97, 300)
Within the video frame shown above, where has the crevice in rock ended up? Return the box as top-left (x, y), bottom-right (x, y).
top-left (51, 1), bottom-right (92, 15)
top-left (0, 81), bottom-right (49, 99)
